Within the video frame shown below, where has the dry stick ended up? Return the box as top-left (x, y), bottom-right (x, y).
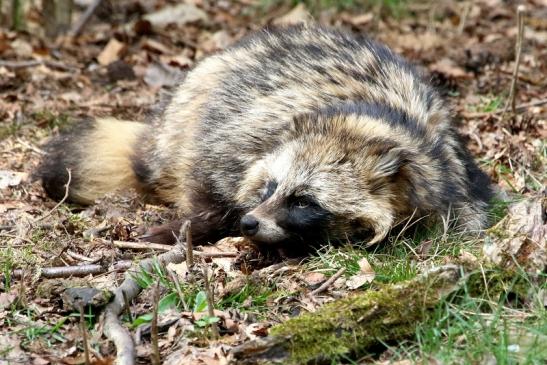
top-left (70, 0), bottom-right (103, 37)
top-left (309, 267), bottom-right (346, 296)
top-left (0, 233), bottom-right (35, 245)
top-left (178, 220), bottom-right (194, 268)
top-left (462, 98), bottom-right (547, 119)
top-left (167, 268), bottom-right (188, 311)
top-left (457, 1), bottom-right (471, 34)
top-left (109, 239), bottom-right (238, 257)
top-left (503, 5), bottom-right (526, 117)
top-left (151, 281), bottom-right (161, 365)
top-left (33, 168), bottom-right (71, 224)
top-left (66, 250), bottom-right (99, 263)
top-left (103, 242), bottom-right (186, 365)
top-left (203, 266), bottom-right (220, 339)
top-left (0, 59), bottom-right (76, 71)
top-left (108, 240), bottom-right (173, 252)
top-left (122, 290), bottom-right (133, 323)
top-left (9, 261), bottom-right (132, 280)
top-left (79, 303), bottom-right (91, 365)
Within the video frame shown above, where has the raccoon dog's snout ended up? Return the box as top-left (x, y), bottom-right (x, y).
top-left (240, 214), bottom-right (259, 236)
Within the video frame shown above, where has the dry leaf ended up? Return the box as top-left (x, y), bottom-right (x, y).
top-left (273, 4), bottom-right (313, 26)
top-left (0, 170), bottom-right (27, 189)
top-left (144, 62), bottom-right (184, 88)
top-left (346, 257), bottom-right (375, 290)
top-left (97, 38), bottom-right (126, 66)
top-left (144, 4), bottom-right (208, 28)
top-left (429, 58), bottom-right (471, 79)
top-left (484, 192), bottom-right (547, 273)
top-left (347, 13), bottom-right (374, 26)
top-left (302, 272), bottom-right (326, 286)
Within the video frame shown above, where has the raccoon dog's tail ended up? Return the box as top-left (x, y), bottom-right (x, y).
top-left (36, 118), bottom-right (149, 204)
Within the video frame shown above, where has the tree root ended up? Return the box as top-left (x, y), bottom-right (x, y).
top-left (102, 242), bottom-right (186, 365)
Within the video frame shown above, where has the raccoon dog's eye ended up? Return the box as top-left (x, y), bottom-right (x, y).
top-left (292, 196), bottom-right (318, 209)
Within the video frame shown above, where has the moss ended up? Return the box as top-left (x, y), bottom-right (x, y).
top-left (270, 268), bottom-right (461, 363)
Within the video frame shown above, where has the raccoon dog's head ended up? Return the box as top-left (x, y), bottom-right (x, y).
top-left (236, 111), bottom-right (415, 247)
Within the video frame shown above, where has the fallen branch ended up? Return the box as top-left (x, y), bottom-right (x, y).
top-left (182, 221), bottom-right (194, 268)
top-left (231, 265), bottom-right (464, 364)
top-left (461, 98), bottom-right (547, 119)
top-left (108, 239), bottom-right (238, 257)
top-left (203, 266), bottom-right (220, 339)
top-left (70, 0), bottom-right (103, 37)
top-left (0, 59), bottom-right (77, 71)
top-left (9, 261), bottom-right (132, 280)
top-left (103, 241), bottom-right (186, 365)
top-left (66, 250), bottom-right (100, 263)
top-left (503, 5), bottom-right (526, 117)
top-left (309, 267), bottom-right (346, 296)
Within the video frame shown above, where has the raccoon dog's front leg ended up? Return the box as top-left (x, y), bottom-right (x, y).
top-left (140, 208), bottom-right (239, 245)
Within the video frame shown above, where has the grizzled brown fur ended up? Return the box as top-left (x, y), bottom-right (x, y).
top-left (37, 25), bottom-right (492, 249)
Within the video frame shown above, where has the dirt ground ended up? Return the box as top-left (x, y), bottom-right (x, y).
top-left (0, 1), bottom-right (545, 364)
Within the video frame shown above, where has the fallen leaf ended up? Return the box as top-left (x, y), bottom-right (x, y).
top-left (244, 322), bottom-right (269, 340)
top-left (144, 4), bottom-right (208, 28)
top-left (302, 272), bottom-right (326, 287)
top-left (10, 39), bottom-right (33, 58)
top-left (142, 39), bottom-right (174, 55)
top-left (347, 13), bottom-right (374, 26)
top-left (484, 192), bottom-right (547, 273)
top-left (0, 292), bottom-right (17, 310)
top-left (97, 38), bottom-right (126, 66)
top-left (347, 257), bottom-right (375, 290)
top-left (429, 58), bottom-right (472, 79)
top-left (273, 4), bottom-right (313, 26)
top-left (144, 62), bottom-right (184, 88)
top-left (0, 170), bottom-right (27, 189)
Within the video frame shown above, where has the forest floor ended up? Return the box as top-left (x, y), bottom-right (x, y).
top-left (0, 1), bottom-right (546, 364)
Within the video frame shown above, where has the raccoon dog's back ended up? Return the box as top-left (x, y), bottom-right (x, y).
top-left (37, 25), bottom-right (492, 247)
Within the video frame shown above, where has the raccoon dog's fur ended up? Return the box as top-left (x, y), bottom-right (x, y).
top-left (37, 25), bottom-right (492, 249)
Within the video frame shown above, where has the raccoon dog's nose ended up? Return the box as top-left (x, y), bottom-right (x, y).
top-left (240, 215), bottom-right (259, 236)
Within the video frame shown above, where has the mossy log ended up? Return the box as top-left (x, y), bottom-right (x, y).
top-left (231, 265), bottom-right (464, 365)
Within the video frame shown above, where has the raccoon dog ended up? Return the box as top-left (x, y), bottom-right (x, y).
top-left (37, 25), bottom-right (492, 250)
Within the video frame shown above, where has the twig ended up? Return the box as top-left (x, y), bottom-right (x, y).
top-left (457, 1), bottom-right (471, 34)
top-left (0, 59), bottom-right (77, 71)
top-left (66, 250), bottom-right (99, 263)
top-left (203, 266), bottom-right (219, 339)
top-left (167, 268), bottom-right (188, 311)
top-left (33, 168), bottom-right (71, 224)
top-left (503, 5), bottom-right (526, 117)
top-left (108, 239), bottom-right (238, 257)
top-left (16, 137), bottom-right (46, 155)
top-left (309, 267), bottom-right (346, 296)
top-left (103, 241), bottom-right (186, 365)
top-left (8, 261), bottom-right (132, 280)
top-left (70, 0), bottom-right (103, 37)
top-left (109, 239), bottom-right (173, 252)
top-left (151, 281), bottom-right (161, 365)
top-left (177, 220), bottom-right (194, 268)
top-left (122, 290), bottom-right (133, 322)
top-left (461, 98), bottom-right (547, 119)
top-left (79, 303), bottom-right (91, 365)
top-left (0, 233), bottom-right (35, 245)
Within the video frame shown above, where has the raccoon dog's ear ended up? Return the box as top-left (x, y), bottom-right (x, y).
top-left (373, 147), bottom-right (411, 178)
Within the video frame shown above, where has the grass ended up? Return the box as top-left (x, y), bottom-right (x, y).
top-left (256, 0), bottom-right (408, 15)
top-left (219, 282), bottom-right (275, 313)
top-left (403, 268), bottom-right (547, 364)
